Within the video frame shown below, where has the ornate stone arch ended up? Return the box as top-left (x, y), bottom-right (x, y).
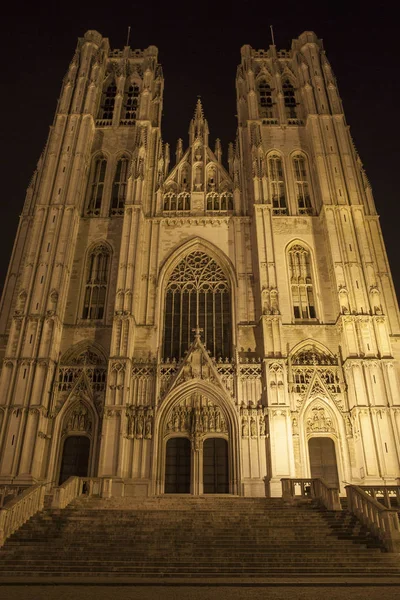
top-left (151, 380), bottom-right (241, 495)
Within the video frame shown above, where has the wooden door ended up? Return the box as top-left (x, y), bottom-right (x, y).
top-left (59, 435), bottom-right (90, 484)
top-left (165, 437), bottom-right (191, 493)
top-left (203, 438), bottom-right (229, 494)
top-left (308, 437), bottom-right (339, 487)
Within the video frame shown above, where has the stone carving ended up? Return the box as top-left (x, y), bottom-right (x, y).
top-left (306, 405), bottom-right (335, 434)
top-left (345, 414), bottom-right (353, 437)
top-left (63, 402), bottom-right (92, 435)
top-left (126, 405), bottom-right (153, 439)
top-left (241, 406), bottom-right (267, 438)
top-left (167, 402), bottom-right (227, 435)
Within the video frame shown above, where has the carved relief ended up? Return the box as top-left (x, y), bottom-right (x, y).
top-left (126, 405), bottom-right (153, 439)
top-left (240, 406), bottom-right (267, 437)
top-left (62, 402), bottom-right (92, 436)
top-left (306, 405), bottom-right (336, 434)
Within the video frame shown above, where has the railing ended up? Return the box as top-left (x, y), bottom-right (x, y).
top-left (281, 478), bottom-right (341, 511)
top-left (51, 476), bottom-right (112, 509)
top-left (359, 485), bottom-right (400, 509)
top-left (346, 485), bottom-right (400, 552)
top-left (0, 483), bottom-right (46, 547)
top-left (0, 485), bottom-right (29, 508)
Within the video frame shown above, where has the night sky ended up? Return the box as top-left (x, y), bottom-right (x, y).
top-left (1, 1), bottom-right (399, 303)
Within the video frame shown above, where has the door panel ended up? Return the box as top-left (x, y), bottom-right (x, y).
top-left (203, 438), bottom-right (229, 494)
top-left (59, 436), bottom-right (90, 484)
top-left (308, 437), bottom-right (339, 487)
top-left (165, 437), bottom-right (191, 493)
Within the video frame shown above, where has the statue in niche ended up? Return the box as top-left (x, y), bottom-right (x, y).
top-left (215, 410), bottom-right (221, 433)
top-left (136, 408), bottom-right (144, 438)
top-left (202, 406), bottom-right (209, 431)
top-left (145, 410), bottom-right (153, 439)
top-left (259, 415), bottom-right (266, 437)
top-left (250, 417), bottom-right (257, 438)
top-left (292, 417), bottom-right (299, 435)
top-left (345, 415), bottom-right (353, 437)
top-left (242, 416), bottom-right (249, 437)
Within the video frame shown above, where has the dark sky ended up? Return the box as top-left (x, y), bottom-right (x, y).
top-left (1, 1), bottom-right (399, 302)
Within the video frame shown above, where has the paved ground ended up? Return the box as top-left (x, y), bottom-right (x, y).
top-left (2, 583), bottom-right (400, 600)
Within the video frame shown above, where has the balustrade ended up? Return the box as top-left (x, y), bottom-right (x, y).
top-left (0, 483), bottom-right (46, 547)
top-left (346, 485), bottom-right (400, 552)
top-left (281, 477), bottom-right (341, 510)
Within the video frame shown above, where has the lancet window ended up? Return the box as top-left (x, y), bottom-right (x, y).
top-left (293, 154), bottom-right (312, 215)
top-left (111, 157), bottom-right (129, 215)
top-left (288, 245), bottom-right (316, 320)
top-left (283, 80), bottom-right (297, 119)
top-left (122, 83), bottom-right (140, 122)
top-left (99, 81), bottom-right (117, 121)
top-left (206, 192), bottom-right (233, 212)
top-left (163, 252), bottom-right (231, 360)
top-left (82, 245), bottom-right (110, 320)
top-left (86, 157), bottom-right (107, 216)
top-left (268, 154), bottom-right (287, 214)
top-left (258, 80), bottom-right (273, 118)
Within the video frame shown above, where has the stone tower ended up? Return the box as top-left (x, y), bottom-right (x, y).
top-left (0, 30), bottom-right (399, 497)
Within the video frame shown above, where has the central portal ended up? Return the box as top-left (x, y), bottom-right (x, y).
top-left (165, 437), bottom-right (191, 493)
top-left (203, 438), bottom-right (229, 493)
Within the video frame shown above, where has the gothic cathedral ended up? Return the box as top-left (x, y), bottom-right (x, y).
top-left (0, 30), bottom-right (399, 498)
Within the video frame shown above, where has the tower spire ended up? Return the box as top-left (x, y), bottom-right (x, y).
top-left (189, 97), bottom-right (209, 145)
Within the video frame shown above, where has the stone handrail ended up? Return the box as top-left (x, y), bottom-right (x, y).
top-left (346, 484), bottom-right (400, 552)
top-left (51, 476), bottom-right (82, 509)
top-left (281, 478), bottom-right (341, 511)
top-left (0, 483), bottom-right (46, 547)
top-left (51, 476), bottom-right (112, 509)
top-left (359, 485), bottom-right (400, 509)
top-left (0, 485), bottom-right (29, 508)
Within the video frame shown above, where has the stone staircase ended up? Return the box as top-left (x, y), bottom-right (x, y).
top-left (1, 495), bottom-right (400, 579)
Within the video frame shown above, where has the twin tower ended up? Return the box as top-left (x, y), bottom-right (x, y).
top-left (0, 30), bottom-right (399, 497)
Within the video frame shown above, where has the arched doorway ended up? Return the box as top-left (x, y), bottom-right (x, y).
top-left (59, 435), bottom-right (90, 484)
top-left (165, 437), bottom-right (191, 493)
top-left (203, 438), bottom-right (229, 493)
top-left (308, 437), bottom-right (339, 487)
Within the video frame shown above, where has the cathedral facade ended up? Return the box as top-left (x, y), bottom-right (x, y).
top-left (0, 30), bottom-right (399, 497)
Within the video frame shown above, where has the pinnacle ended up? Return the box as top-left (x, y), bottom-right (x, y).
top-left (194, 97), bottom-right (204, 121)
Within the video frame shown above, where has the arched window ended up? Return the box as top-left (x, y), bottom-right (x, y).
top-left (111, 157), bottom-right (129, 215)
top-left (163, 191), bottom-right (177, 211)
top-left (86, 157), bottom-right (107, 216)
top-left (293, 154), bottom-right (312, 215)
top-left (177, 192), bottom-right (190, 211)
top-left (268, 154), bottom-right (287, 214)
top-left (82, 245), bottom-right (110, 320)
top-left (163, 252), bottom-right (231, 360)
top-left (288, 245), bottom-right (316, 320)
top-left (258, 80), bottom-right (273, 118)
top-left (122, 82), bottom-right (140, 122)
top-left (283, 80), bottom-right (297, 119)
top-left (99, 81), bottom-right (117, 120)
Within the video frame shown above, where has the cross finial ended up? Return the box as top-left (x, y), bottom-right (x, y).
top-left (192, 327), bottom-right (204, 341)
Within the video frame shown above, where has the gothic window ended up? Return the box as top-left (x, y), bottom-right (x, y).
top-left (288, 245), bottom-right (316, 320)
top-left (163, 252), bottom-right (231, 360)
top-left (86, 157), bottom-right (107, 216)
top-left (122, 82), bottom-right (140, 121)
top-left (82, 245), bottom-right (110, 320)
top-left (258, 80), bottom-right (273, 118)
top-left (268, 154), bottom-right (287, 214)
top-left (110, 157), bottom-right (129, 215)
top-left (283, 80), bottom-right (297, 119)
top-left (99, 81), bottom-right (117, 120)
top-left (163, 191), bottom-right (177, 211)
top-left (177, 192), bottom-right (190, 211)
top-left (293, 154), bottom-right (313, 215)
top-left (206, 192), bottom-right (233, 212)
